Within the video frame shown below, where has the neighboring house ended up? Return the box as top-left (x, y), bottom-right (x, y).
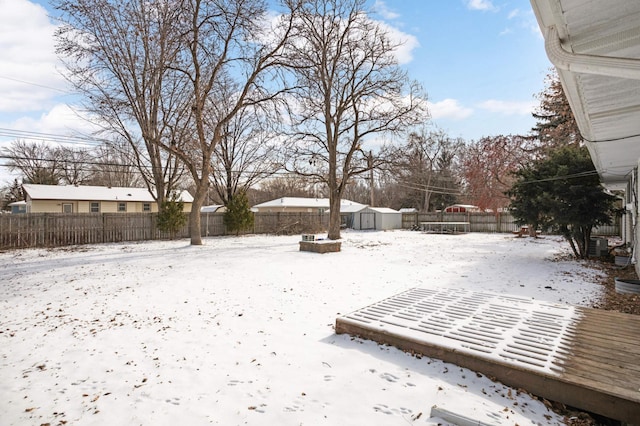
top-left (252, 197), bottom-right (402, 230)
top-left (251, 197), bottom-right (366, 214)
top-left (22, 184), bottom-right (193, 214)
top-left (444, 204), bottom-right (481, 213)
top-left (531, 1), bottom-right (640, 274)
top-left (8, 200), bottom-right (27, 214)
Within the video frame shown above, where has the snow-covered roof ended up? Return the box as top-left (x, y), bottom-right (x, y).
top-left (369, 207), bottom-right (400, 214)
top-left (201, 205), bottom-right (224, 213)
top-left (252, 197), bottom-right (365, 209)
top-left (446, 204), bottom-right (479, 209)
top-left (340, 204), bottom-right (367, 213)
top-left (22, 184), bottom-right (194, 203)
top-left (399, 208), bottom-right (417, 213)
top-left (8, 200), bottom-right (27, 206)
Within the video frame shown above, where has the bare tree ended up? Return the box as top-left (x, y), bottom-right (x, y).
top-left (88, 140), bottom-right (144, 187)
top-left (210, 107), bottom-right (279, 206)
top-left (462, 134), bottom-right (536, 212)
top-left (386, 128), bottom-right (463, 212)
top-left (255, 175), bottom-right (317, 203)
top-left (58, 146), bottom-right (95, 185)
top-left (151, 0), bottom-right (299, 245)
top-left (3, 140), bottom-right (62, 184)
top-left (56, 0), bottom-right (300, 245)
top-left (284, 0), bottom-right (428, 239)
top-left (55, 0), bottom-right (188, 205)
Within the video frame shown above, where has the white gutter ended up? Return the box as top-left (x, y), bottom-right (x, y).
top-left (545, 25), bottom-right (640, 80)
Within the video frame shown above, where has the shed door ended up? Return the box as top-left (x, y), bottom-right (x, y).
top-left (360, 212), bottom-right (376, 230)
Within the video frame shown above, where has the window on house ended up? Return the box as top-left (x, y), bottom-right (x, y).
top-left (90, 202), bottom-right (100, 213)
top-left (143, 203), bottom-right (151, 212)
top-left (118, 202), bottom-right (126, 212)
top-left (62, 203), bottom-right (73, 214)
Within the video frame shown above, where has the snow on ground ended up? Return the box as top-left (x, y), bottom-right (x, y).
top-left (0, 230), bottom-right (605, 425)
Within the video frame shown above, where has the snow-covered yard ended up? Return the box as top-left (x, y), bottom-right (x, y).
top-left (0, 231), bottom-right (605, 425)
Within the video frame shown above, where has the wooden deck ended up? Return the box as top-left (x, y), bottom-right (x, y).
top-left (335, 288), bottom-right (640, 424)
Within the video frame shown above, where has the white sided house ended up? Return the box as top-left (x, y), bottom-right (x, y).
top-left (22, 184), bottom-right (193, 214)
top-left (531, 0), bottom-right (640, 274)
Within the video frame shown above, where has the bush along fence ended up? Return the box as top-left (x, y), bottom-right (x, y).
top-left (0, 211), bottom-right (619, 250)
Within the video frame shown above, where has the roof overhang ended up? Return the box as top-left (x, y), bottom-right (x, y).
top-left (530, 0), bottom-right (640, 190)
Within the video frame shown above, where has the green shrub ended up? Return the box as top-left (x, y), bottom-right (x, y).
top-left (224, 191), bottom-right (254, 236)
top-left (157, 194), bottom-right (187, 239)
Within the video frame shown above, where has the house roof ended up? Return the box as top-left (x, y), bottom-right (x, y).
top-left (252, 197), bottom-right (366, 210)
top-left (368, 207), bottom-right (400, 214)
top-left (200, 205), bottom-right (224, 212)
top-left (445, 204), bottom-right (479, 210)
top-left (340, 204), bottom-right (368, 213)
top-left (530, 0), bottom-right (640, 190)
top-left (22, 184), bottom-right (194, 203)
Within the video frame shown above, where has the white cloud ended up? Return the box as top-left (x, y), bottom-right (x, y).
top-left (465, 0), bottom-right (497, 12)
top-left (7, 104), bottom-right (102, 144)
top-left (505, 8), bottom-right (542, 37)
top-left (477, 99), bottom-right (536, 116)
top-left (428, 99), bottom-right (474, 120)
top-left (0, 0), bottom-right (68, 113)
top-left (376, 21), bottom-right (420, 64)
top-left (373, 0), bottom-right (400, 20)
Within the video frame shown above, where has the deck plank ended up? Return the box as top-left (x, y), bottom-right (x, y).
top-left (335, 288), bottom-right (640, 423)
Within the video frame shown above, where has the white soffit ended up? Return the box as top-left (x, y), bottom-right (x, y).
top-left (530, 0), bottom-right (640, 188)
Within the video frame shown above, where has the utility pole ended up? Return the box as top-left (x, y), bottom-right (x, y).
top-left (368, 150), bottom-right (375, 206)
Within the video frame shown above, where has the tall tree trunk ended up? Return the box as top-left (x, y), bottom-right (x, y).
top-left (189, 177), bottom-right (208, 245)
top-left (327, 134), bottom-right (341, 240)
top-left (328, 188), bottom-right (341, 240)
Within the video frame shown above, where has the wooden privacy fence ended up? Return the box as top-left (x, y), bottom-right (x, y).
top-left (0, 211), bottom-right (618, 250)
top-left (401, 211), bottom-right (620, 236)
top-left (0, 212), bottom-right (329, 250)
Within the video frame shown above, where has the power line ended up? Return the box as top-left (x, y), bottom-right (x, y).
top-left (394, 180), bottom-right (463, 196)
top-left (0, 154), bottom-right (295, 178)
top-left (0, 75), bottom-right (71, 94)
top-left (516, 170), bottom-right (601, 184)
top-left (0, 128), bottom-right (103, 147)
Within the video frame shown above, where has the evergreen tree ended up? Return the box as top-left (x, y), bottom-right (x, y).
top-left (224, 191), bottom-right (254, 236)
top-left (508, 145), bottom-right (616, 258)
top-left (157, 194), bottom-right (188, 239)
top-left (531, 70), bottom-right (582, 150)
top-left (1, 179), bottom-right (25, 211)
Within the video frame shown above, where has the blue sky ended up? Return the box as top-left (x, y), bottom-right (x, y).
top-left (0, 0), bottom-right (552, 182)
top-left (372, 0), bottom-right (551, 139)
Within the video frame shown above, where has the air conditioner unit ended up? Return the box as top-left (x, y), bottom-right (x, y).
top-left (588, 237), bottom-right (609, 257)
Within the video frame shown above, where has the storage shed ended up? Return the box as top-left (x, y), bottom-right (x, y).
top-left (351, 207), bottom-right (402, 231)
